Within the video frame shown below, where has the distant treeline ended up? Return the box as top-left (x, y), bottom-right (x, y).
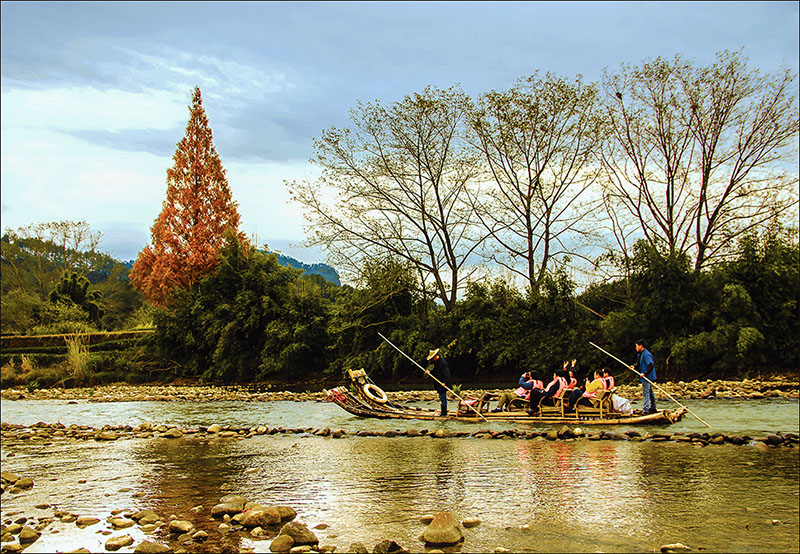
top-left (150, 229), bottom-right (798, 386)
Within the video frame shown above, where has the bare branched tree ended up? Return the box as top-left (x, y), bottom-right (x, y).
top-left (287, 86), bottom-right (484, 310)
top-left (469, 72), bottom-right (604, 290)
top-left (601, 50), bottom-right (799, 271)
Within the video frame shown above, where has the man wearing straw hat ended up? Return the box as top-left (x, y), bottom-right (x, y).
top-left (426, 348), bottom-right (451, 416)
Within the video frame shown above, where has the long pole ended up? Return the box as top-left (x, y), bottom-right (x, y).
top-left (589, 341), bottom-right (712, 428)
top-left (378, 332), bottom-right (489, 422)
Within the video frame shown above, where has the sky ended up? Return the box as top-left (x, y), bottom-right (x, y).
top-left (2, 1), bottom-right (798, 264)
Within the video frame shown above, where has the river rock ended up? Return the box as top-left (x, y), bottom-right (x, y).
top-left (0, 471), bottom-right (20, 484)
top-left (660, 544), bottom-right (691, 552)
top-left (419, 514), bottom-right (435, 524)
top-left (75, 516), bottom-right (100, 527)
top-left (557, 426), bottom-right (574, 439)
top-left (134, 541), bottom-right (171, 553)
top-left (168, 520), bottom-right (194, 534)
top-left (13, 477), bottom-right (33, 490)
top-left (462, 517), bottom-right (481, 528)
top-left (275, 506), bottom-right (298, 521)
top-left (279, 522), bottom-right (319, 546)
top-left (2, 545), bottom-right (24, 553)
top-left (421, 512), bottom-right (464, 546)
top-left (220, 493), bottom-right (248, 506)
top-left (163, 428), bottom-right (183, 439)
top-left (211, 502), bottom-right (244, 517)
top-left (347, 543), bottom-right (368, 553)
top-left (207, 424), bottom-right (222, 434)
top-left (373, 540), bottom-right (407, 553)
top-left (241, 507), bottom-right (282, 528)
top-left (270, 534), bottom-right (295, 552)
top-left (17, 527), bottom-right (40, 544)
top-left (95, 431), bottom-right (119, 441)
top-left (110, 518), bottom-right (135, 529)
top-left (138, 514), bottom-right (160, 526)
top-left (106, 535), bottom-right (134, 551)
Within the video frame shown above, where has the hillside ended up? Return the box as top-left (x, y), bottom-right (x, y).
top-left (121, 252), bottom-right (340, 286)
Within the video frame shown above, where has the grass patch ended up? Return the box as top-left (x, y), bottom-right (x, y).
top-left (65, 334), bottom-right (92, 385)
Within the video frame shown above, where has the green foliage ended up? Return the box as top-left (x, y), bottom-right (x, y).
top-left (326, 258), bottom-right (425, 380)
top-left (0, 289), bottom-right (46, 334)
top-left (152, 232), bottom-right (332, 383)
top-left (50, 271), bottom-right (106, 325)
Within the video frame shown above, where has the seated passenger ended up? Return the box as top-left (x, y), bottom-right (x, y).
top-left (564, 359), bottom-right (579, 389)
top-left (602, 369), bottom-right (633, 414)
top-left (602, 367), bottom-right (615, 390)
top-left (493, 371), bottom-right (542, 411)
top-left (567, 370), bottom-right (606, 411)
top-left (528, 370), bottom-right (568, 414)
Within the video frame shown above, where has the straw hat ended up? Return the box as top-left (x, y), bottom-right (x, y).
top-left (426, 348), bottom-right (440, 361)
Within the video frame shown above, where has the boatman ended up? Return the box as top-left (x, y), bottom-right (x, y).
top-left (426, 348), bottom-right (451, 417)
top-left (630, 339), bottom-right (657, 414)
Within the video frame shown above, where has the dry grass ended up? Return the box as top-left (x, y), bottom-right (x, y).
top-left (65, 334), bottom-right (92, 384)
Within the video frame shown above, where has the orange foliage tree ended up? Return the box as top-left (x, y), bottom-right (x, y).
top-left (131, 86), bottom-right (248, 306)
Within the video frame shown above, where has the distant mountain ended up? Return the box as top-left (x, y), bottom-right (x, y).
top-left (119, 254), bottom-right (340, 286)
top-left (270, 252), bottom-right (341, 286)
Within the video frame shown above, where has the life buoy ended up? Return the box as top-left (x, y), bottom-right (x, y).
top-left (362, 383), bottom-right (388, 404)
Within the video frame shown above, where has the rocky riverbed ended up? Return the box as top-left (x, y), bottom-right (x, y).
top-left (1, 376), bottom-right (797, 403)
top-left (2, 420), bottom-right (798, 449)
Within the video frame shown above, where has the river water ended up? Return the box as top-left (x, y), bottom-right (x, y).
top-left (1, 398), bottom-right (798, 553)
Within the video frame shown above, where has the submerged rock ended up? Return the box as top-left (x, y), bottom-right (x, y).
top-left (373, 539), bottom-right (407, 553)
top-left (660, 544), bottom-right (691, 552)
top-left (279, 521), bottom-right (319, 546)
top-left (462, 517), bottom-right (481, 528)
top-left (270, 534), bottom-right (295, 552)
top-left (421, 512), bottom-right (464, 546)
top-left (106, 535), bottom-right (134, 551)
top-left (134, 541), bottom-right (171, 553)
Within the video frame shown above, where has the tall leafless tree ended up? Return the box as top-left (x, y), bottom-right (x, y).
top-left (287, 86), bottom-right (484, 310)
top-left (469, 72), bottom-right (604, 290)
top-left (601, 50), bottom-right (799, 271)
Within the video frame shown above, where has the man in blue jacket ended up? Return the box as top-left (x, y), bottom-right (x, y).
top-left (632, 339), bottom-right (657, 414)
top-left (426, 348), bottom-right (451, 417)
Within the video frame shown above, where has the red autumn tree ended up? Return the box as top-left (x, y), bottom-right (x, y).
top-left (131, 86), bottom-right (247, 306)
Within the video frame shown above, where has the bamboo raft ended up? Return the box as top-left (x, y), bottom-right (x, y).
top-left (325, 369), bottom-right (687, 425)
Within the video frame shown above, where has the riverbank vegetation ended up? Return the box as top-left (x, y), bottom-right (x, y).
top-left (2, 50), bottom-right (797, 390)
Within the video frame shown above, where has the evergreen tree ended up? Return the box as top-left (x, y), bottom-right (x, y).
top-left (131, 86), bottom-right (247, 306)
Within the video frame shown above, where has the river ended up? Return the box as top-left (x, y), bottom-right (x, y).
top-left (1, 398), bottom-right (798, 553)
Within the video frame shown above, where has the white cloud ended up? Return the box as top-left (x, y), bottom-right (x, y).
top-left (1, 127), bottom-right (168, 230)
top-left (227, 160), bottom-right (321, 247)
top-left (1, 86), bottom-right (187, 132)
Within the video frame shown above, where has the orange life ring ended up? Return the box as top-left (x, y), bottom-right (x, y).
top-left (362, 383), bottom-right (388, 404)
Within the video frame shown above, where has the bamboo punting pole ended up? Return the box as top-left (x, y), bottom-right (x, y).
top-left (378, 332), bottom-right (489, 422)
top-left (589, 341), bottom-right (712, 428)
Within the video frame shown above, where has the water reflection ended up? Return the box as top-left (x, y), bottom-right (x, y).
top-left (2, 401), bottom-right (799, 553)
top-left (2, 398), bottom-right (798, 435)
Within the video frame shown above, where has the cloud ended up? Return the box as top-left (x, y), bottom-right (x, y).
top-left (1, 86), bottom-right (186, 133)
